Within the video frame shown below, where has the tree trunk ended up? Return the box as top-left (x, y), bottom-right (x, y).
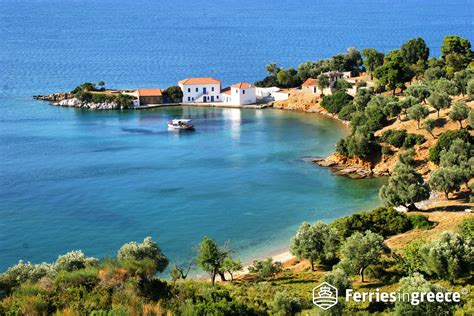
top-left (445, 191), bottom-right (449, 200)
top-left (417, 120), bottom-right (420, 129)
top-left (218, 271), bottom-right (226, 281)
top-left (392, 88), bottom-right (396, 95)
top-left (310, 259), bottom-right (315, 271)
top-left (360, 267), bottom-right (365, 283)
top-left (459, 121), bottom-right (463, 129)
top-left (229, 272), bottom-right (234, 282)
top-left (211, 272), bottom-right (216, 286)
top-left (437, 109), bottom-right (440, 118)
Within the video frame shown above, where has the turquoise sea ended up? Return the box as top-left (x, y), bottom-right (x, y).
top-left (0, 0), bottom-right (472, 271)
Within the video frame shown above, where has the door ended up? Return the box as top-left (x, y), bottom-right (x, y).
top-left (203, 87), bottom-right (207, 94)
top-left (203, 96), bottom-right (207, 102)
top-left (211, 96), bottom-right (214, 102)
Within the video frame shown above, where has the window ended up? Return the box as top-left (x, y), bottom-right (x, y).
top-left (211, 87), bottom-right (214, 92)
top-left (243, 90), bottom-right (245, 94)
top-left (196, 88), bottom-right (198, 92)
top-left (217, 96), bottom-right (219, 99)
top-left (188, 97), bottom-right (190, 101)
top-left (192, 97), bottom-right (194, 101)
top-left (188, 88), bottom-right (191, 92)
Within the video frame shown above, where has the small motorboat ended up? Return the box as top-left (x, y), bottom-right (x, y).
top-left (167, 119), bottom-right (194, 130)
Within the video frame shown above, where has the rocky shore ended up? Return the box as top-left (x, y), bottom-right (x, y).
top-left (34, 94), bottom-right (121, 110)
top-left (309, 152), bottom-right (390, 179)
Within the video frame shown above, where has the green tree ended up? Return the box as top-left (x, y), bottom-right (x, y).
top-left (453, 69), bottom-right (474, 95)
top-left (290, 221), bottom-right (339, 271)
top-left (466, 79), bottom-right (474, 100)
top-left (317, 74), bottom-right (330, 96)
top-left (320, 91), bottom-right (353, 114)
top-left (400, 37), bottom-right (430, 65)
top-left (449, 101), bottom-right (469, 128)
top-left (379, 162), bottom-right (430, 210)
top-left (117, 237), bottom-right (168, 274)
top-left (404, 83), bottom-right (430, 103)
top-left (221, 257), bottom-right (242, 281)
top-left (427, 92), bottom-right (451, 118)
top-left (440, 35), bottom-right (473, 77)
top-left (429, 167), bottom-right (463, 200)
top-left (163, 86), bottom-right (183, 103)
top-left (353, 88), bottom-right (373, 111)
top-left (265, 63), bottom-right (279, 75)
top-left (333, 79), bottom-right (353, 93)
top-left (374, 50), bottom-right (414, 94)
top-left (428, 78), bottom-right (459, 96)
top-left (361, 48), bottom-right (384, 79)
top-left (248, 258), bottom-right (282, 280)
top-left (459, 216), bottom-right (474, 240)
top-left (428, 129), bottom-right (471, 163)
top-left (401, 240), bottom-right (426, 274)
top-left (196, 237), bottom-right (229, 285)
top-left (394, 273), bottom-right (455, 315)
top-left (424, 66), bottom-right (445, 81)
top-left (423, 118), bottom-right (436, 138)
top-left (114, 93), bottom-right (134, 109)
top-left (339, 231), bottom-right (385, 282)
top-left (422, 232), bottom-right (473, 283)
top-left (407, 104), bottom-right (430, 128)
top-left (469, 109), bottom-right (474, 128)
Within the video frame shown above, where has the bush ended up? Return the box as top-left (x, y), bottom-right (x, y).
top-left (330, 207), bottom-right (412, 239)
top-left (380, 129), bottom-right (407, 148)
top-left (338, 103), bottom-right (357, 120)
top-left (336, 131), bottom-right (379, 158)
top-left (381, 146), bottom-right (394, 155)
top-left (272, 291), bottom-right (303, 316)
top-left (407, 215), bottom-right (433, 230)
top-left (55, 250), bottom-right (98, 272)
top-left (402, 133), bottom-right (426, 148)
top-left (322, 268), bottom-right (352, 293)
top-left (117, 237), bottom-right (168, 274)
top-left (321, 92), bottom-right (353, 114)
top-left (459, 216), bottom-right (474, 240)
top-left (428, 129), bottom-right (471, 163)
top-left (248, 258), bottom-right (282, 279)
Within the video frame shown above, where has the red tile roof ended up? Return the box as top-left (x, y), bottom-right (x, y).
top-left (302, 78), bottom-right (317, 86)
top-left (137, 88), bottom-right (163, 96)
top-left (179, 77), bottom-right (221, 85)
top-left (231, 82), bottom-right (254, 89)
top-left (221, 87), bottom-right (231, 95)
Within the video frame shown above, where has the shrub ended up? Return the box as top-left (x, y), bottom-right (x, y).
top-left (428, 129), bottom-right (471, 163)
top-left (55, 250), bottom-right (98, 272)
top-left (407, 215), bottom-right (433, 230)
top-left (459, 216), bottom-right (474, 240)
top-left (322, 268), bottom-right (352, 293)
top-left (338, 103), bottom-right (357, 120)
top-left (402, 133), bottom-right (426, 148)
top-left (380, 129), bottom-right (407, 148)
top-left (272, 291), bottom-right (303, 316)
top-left (330, 207), bottom-right (412, 239)
top-left (248, 258), bottom-right (282, 279)
top-left (117, 237), bottom-right (168, 274)
top-left (321, 92), bottom-right (353, 114)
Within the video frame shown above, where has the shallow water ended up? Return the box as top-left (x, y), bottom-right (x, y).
top-left (0, 0), bottom-right (472, 271)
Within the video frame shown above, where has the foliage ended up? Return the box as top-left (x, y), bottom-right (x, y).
top-left (374, 50), bottom-right (414, 94)
top-left (379, 129), bottom-right (407, 148)
top-left (276, 67), bottom-right (302, 88)
top-left (400, 37), bottom-right (430, 65)
top-left (196, 237), bottom-right (229, 285)
top-left (117, 237), bottom-right (168, 274)
top-left (402, 133), bottom-right (426, 148)
top-left (449, 101), bottom-right (469, 128)
top-left (0, 261), bottom-right (54, 294)
top-left (290, 221), bottom-right (339, 271)
top-left (379, 162), bottom-right (430, 209)
top-left (54, 250), bottom-right (98, 272)
top-left (423, 118), bottom-right (436, 137)
top-left (429, 167), bottom-right (464, 200)
top-left (335, 131), bottom-right (379, 158)
top-left (317, 74), bottom-right (330, 95)
top-left (352, 87), bottom-right (373, 111)
top-left (162, 86), bottom-right (183, 103)
top-left (338, 231), bottom-right (385, 282)
top-left (333, 79), bottom-right (353, 93)
top-left (401, 240), bottom-right (426, 274)
top-left (271, 291), bottom-right (303, 316)
top-left (330, 207), bottom-right (412, 240)
top-left (440, 35), bottom-right (473, 77)
top-left (221, 257), bottom-right (242, 281)
top-left (428, 129), bottom-right (471, 163)
top-left (361, 48), bottom-right (384, 79)
top-left (394, 273), bottom-right (455, 315)
top-left (407, 103), bottom-right (430, 128)
top-left (337, 103), bottom-right (357, 120)
top-left (453, 69), bottom-right (474, 95)
top-left (467, 79), bottom-right (474, 100)
top-left (405, 83), bottom-right (431, 103)
top-left (422, 232), bottom-right (473, 283)
top-left (459, 216), bottom-right (474, 240)
top-left (408, 215), bottom-right (433, 230)
top-left (320, 91), bottom-right (353, 114)
top-left (322, 268), bottom-right (352, 293)
top-left (248, 258), bottom-right (282, 280)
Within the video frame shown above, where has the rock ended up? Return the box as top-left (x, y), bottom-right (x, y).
top-left (310, 156), bottom-right (375, 179)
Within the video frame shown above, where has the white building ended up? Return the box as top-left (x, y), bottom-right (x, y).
top-left (178, 78), bottom-right (257, 105)
top-left (221, 82), bottom-right (257, 105)
top-left (179, 77), bottom-right (222, 103)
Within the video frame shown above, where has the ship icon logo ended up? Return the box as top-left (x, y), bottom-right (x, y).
top-left (312, 282), bottom-right (338, 310)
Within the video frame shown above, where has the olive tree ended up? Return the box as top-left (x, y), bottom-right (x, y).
top-left (222, 257), bottom-right (242, 281)
top-left (428, 92), bottom-right (451, 118)
top-left (394, 273), bottom-right (455, 315)
top-left (55, 250), bottom-right (98, 272)
top-left (449, 101), bottom-right (469, 128)
top-left (290, 221), bottom-right (339, 271)
top-left (317, 74), bottom-right (330, 96)
top-left (379, 162), bottom-right (430, 210)
top-left (423, 118), bottom-right (436, 138)
top-left (407, 104), bottom-right (430, 129)
top-left (429, 167), bottom-right (463, 200)
top-left (338, 230), bottom-right (385, 282)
